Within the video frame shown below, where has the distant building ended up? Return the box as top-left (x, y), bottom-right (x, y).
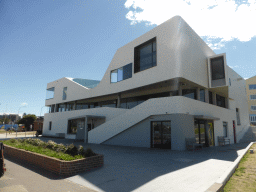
top-left (246, 76), bottom-right (256, 125)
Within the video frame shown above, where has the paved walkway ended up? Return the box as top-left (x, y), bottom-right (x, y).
top-left (34, 138), bottom-right (250, 192)
top-left (0, 158), bottom-right (96, 192)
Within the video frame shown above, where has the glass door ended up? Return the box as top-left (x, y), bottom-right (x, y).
top-left (151, 121), bottom-right (171, 149)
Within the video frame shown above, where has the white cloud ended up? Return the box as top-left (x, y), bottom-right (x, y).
top-left (21, 102), bottom-right (28, 106)
top-left (124, 0), bottom-right (256, 49)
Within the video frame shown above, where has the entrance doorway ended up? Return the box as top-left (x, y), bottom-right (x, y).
top-left (194, 119), bottom-right (214, 147)
top-left (151, 121), bottom-right (171, 149)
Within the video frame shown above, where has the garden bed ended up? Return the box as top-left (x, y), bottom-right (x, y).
top-left (2, 139), bottom-right (104, 176)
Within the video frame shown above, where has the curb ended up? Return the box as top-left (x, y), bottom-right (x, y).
top-left (205, 142), bottom-right (255, 192)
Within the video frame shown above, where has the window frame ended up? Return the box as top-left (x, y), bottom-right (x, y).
top-left (251, 105), bottom-right (256, 111)
top-left (134, 37), bottom-right (156, 73)
top-left (250, 95), bottom-right (256, 100)
top-left (249, 84), bottom-right (256, 90)
top-left (49, 121), bottom-right (52, 131)
top-left (110, 63), bottom-right (132, 83)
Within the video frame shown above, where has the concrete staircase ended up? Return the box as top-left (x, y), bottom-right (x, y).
top-left (239, 126), bottom-right (256, 143)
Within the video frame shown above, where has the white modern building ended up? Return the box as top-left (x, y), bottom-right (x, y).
top-left (43, 16), bottom-right (250, 150)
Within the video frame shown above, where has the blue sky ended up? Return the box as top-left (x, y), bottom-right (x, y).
top-left (1, 0), bottom-right (256, 116)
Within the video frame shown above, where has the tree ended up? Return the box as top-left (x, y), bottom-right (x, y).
top-left (0, 118), bottom-right (10, 124)
top-left (17, 114), bottom-right (37, 131)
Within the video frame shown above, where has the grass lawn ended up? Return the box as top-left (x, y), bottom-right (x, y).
top-left (0, 139), bottom-right (85, 161)
top-left (223, 143), bottom-right (256, 192)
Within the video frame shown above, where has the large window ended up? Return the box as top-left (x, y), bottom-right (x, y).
top-left (251, 105), bottom-right (256, 111)
top-left (249, 84), bottom-right (256, 90)
top-left (111, 63), bottom-right (132, 83)
top-left (250, 95), bottom-right (256, 100)
top-left (200, 89), bottom-right (205, 102)
top-left (46, 87), bottom-right (55, 100)
top-left (250, 115), bottom-right (256, 122)
top-left (210, 56), bottom-right (225, 80)
top-left (223, 122), bottom-right (228, 137)
top-left (63, 87), bottom-right (67, 100)
top-left (134, 37), bottom-right (156, 73)
top-left (216, 94), bottom-right (226, 108)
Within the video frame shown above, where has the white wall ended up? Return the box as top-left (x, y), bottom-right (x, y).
top-left (103, 114), bottom-right (194, 151)
top-left (46, 16), bottom-right (216, 106)
top-left (42, 107), bottom-right (128, 138)
top-left (88, 96), bottom-right (246, 146)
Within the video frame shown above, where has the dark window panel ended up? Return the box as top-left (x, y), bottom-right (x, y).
top-left (211, 56), bottom-right (225, 80)
top-left (123, 63), bottom-right (132, 80)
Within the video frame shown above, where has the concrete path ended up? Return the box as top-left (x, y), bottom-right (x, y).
top-left (0, 158), bottom-right (96, 192)
top-left (33, 138), bottom-right (250, 192)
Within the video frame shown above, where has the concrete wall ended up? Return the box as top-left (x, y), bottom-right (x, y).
top-left (103, 114), bottom-right (194, 151)
top-left (42, 107), bottom-right (128, 138)
top-left (88, 96), bottom-right (246, 146)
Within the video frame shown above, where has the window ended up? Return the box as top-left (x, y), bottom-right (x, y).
top-left (216, 94), bottom-right (226, 108)
top-left (249, 84), bottom-right (256, 90)
top-left (49, 121), bottom-right (52, 130)
top-left (209, 91), bottom-right (213, 104)
top-left (46, 87), bottom-right (54, 100)
top-left (250, 115), bottom-right (256, 122)
top-left (251, 105), bottom-right (256, 111)
top-left (236, 108), bottom-right (241, 125)
top-left (210, 56), bottom-right (225, 80)
top-left (182, 89), bottom-right (197, 100)
top-left (63, 87), bottom-right (67, 100)
top-left (67, 118), bottom-right (84, 134)
top-left (51, 105), bottom-right (55, 113)
top-left (250, 95), bottom-right (256, 100)
top-left (223, 122), bottom-right (228, 137)
top-left (111, 63), bottom-right (132, 83)
top-left (134, 37), bottom-right (156, 73)
top-left (200, 89), bottom-right (205, 102)
top-left (57, 104), bottom-right (66, 112)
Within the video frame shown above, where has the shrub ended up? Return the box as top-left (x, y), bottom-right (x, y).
top-left (55, 143), bottom-right (66, 153)
top-left (83, 148), bottom-right (96, 157)
top-left (78, 145), bottom-right (84, 155)
top-left (66, 144), bottom-right (78, 156)
top-left (9, 139), bottom-right (17, 143)
top-left (46, 140), bottom-right (57, 150)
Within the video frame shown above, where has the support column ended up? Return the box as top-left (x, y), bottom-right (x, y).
top-left (196, 88), bottom-right (200, 101)
top-left (213, 92), bottom-right (217, 105)
top-left (117, 94), bottom-right (121, 108)
top-left (205, 89), bottom-right (209, 103)
top-left (84, 117), bottom-right (88, 144)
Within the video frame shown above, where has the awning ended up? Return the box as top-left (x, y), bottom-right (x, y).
top-left (193, 115), bottom-right (220, 121)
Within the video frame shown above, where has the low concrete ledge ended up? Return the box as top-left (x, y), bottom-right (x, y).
top-left (4, 145), bottom-right (104, 176)
top-left (206, 142), bottom-right (255, 192)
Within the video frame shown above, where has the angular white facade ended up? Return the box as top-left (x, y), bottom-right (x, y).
top-left (43, 16), bottom-right (250, 150)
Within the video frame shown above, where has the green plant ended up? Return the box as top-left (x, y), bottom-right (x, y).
top-left (46, 140), bottom-right (57, 150)
top-left (78, 145), bottom-right (84, 155)
top-left (66, 144), bottom-right (78, 156)
top-left (9, 139), bottom-right (16, 143)
top-left (83, 148), bottom-right (96, 157)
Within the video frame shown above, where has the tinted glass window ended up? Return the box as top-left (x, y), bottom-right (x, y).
top-left (249, 84), bottom-right (256, 90)
top-left (250, 95), bottom-right (256, 100)
top-left (63, 87), bottom-right (67, 100)
top-left (111, 70), bottom-right (118, 83)
top-left (134, 37), bottom-right (156, 73)
top-left (182, 89), bottom-right (197, 100)
top-left (200, 89), bottom-right (205, 102)
top-left (209, 91), bottom-right (213, 104)
top-left (216, 94), bottom-right (225, 108)
top-left (46, 87), bottom-right (54, 100)
top-left (211, 56), bottom-right (225, 80)
top-left (123, 63), bottom-right (132, 80)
